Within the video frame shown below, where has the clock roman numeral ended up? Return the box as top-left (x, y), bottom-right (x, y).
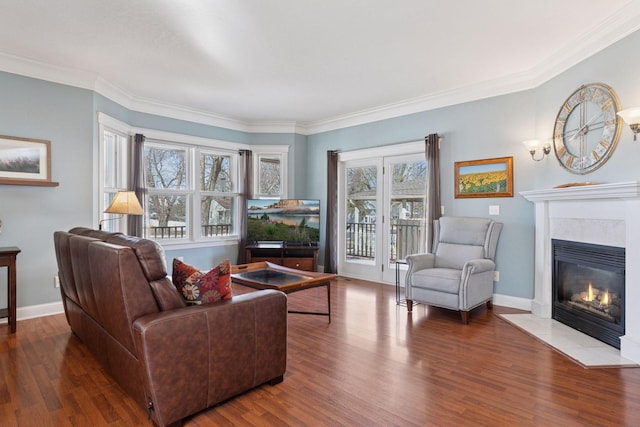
top-left (601, 98), bottom-right (613, 111)
top-left (591, 150), bottom-right (601, 161)
top-left (565, 155), bottom-right (575, 168)
top-left (557, 146), bottom-right (567, 157)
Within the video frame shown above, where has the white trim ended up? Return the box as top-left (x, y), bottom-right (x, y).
top-left (134, 127), bottom-right (250, 151)
top-left (0, 301), bottom-right (65, 325)
top-left (493, 294), bottom-right (532, 311)
top-left (338, 141), bottom-right (424, 162)
top-left (252, 145), bottom-right (290, 199)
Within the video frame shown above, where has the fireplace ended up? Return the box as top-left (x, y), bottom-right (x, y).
top-left (552, 239), bottom-right (625, 349)
top-left (521, 182), bottom-right (640, 364)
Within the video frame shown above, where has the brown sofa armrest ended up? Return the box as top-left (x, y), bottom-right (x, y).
top-left (132, 290), bottom-right (287, 427)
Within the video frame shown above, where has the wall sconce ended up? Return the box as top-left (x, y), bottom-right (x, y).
top-left (617, 108), bottom-right (640, 141)
top-left (99, 191), bottom-right (144, 230)
top-left (522, 139), bottom-right (551, 161)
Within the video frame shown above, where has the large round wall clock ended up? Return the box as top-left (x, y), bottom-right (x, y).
top-left (553, 82), bottom-right (622, 174)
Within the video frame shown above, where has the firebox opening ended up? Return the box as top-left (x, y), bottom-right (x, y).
top-left (552, 239), bottom-right (625, 349)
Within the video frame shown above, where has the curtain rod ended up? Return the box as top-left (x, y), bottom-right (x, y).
top-left (333, 134), bottom-right (442, 153)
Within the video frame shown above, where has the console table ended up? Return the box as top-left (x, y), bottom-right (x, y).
top-left (245, 243), bottom-right (318, 271)
top-left (0, 246), bottom-right (20, 333)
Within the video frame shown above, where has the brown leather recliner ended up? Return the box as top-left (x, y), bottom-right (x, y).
top-left (53, 228), bottom-right (287, 427)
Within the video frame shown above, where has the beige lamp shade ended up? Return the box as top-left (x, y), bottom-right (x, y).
top-left (105, 191), bottom-right (144, 215)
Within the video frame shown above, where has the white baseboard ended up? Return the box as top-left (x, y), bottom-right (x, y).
top-left (0, 301), bottom-right (65, 325)
top-left (493, 293), bottom-right (532, 311)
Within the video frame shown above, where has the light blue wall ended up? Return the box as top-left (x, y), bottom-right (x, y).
top-left (307, 91), bottom-right (537, 298)
top-left (0, 73), bottom-right (94, 307)
top-left (2, 28), bottom-right (640, 310)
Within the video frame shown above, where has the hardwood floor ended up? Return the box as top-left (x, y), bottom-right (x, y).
top-left (2, 277), bottom-right (640, 426)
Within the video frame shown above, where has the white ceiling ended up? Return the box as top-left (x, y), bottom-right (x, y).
top-left (1, 0), bottom-right (640, 134)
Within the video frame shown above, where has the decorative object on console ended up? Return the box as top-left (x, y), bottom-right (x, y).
top-left (454, 156), bottom-right (513, 198)
top-left (522, 139), bottom-right (551, 161)
top-left (617, 107), bottom-right (640, 141)
top-left (0, 134), bottom-right (59, 186)
top-left (553, 83), bottom-right (621, 174)
top-left (99, 191), bottom-right (144, 230)
top-left (172, 259), bottom-right (233, 304)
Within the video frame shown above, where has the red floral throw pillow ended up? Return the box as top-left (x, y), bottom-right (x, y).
top-left (172, 259), bottom-right (233, 305)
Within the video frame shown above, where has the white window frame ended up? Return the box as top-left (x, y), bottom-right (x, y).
top-left (98, 113), bottom-right (130, 232)
top-left (252, 145), bottom-right (289, 199)
top-left (98, 114), bottom-right (290, 249)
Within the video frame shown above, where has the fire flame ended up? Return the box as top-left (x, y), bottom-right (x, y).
top-left (601, 289), bottom-right (610, 306)
top-left (586, 283), bottom-right (594, 302)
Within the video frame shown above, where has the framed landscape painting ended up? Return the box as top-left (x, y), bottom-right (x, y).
top-left (454, 156), bottom-right (513, 198)
top-left (0, 135), bottom-right (54, 185)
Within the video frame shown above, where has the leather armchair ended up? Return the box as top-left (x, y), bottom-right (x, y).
top-left (405, 216), bottom-right (502, 324)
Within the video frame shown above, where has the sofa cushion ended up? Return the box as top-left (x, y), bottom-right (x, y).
top-left (150, 278), bottom-right (187, 311)
top-left (172, 259), bottom-right (233, 304)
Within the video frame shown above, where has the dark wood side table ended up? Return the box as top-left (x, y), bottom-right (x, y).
top-left (0, 247), bottom-right (21, 333)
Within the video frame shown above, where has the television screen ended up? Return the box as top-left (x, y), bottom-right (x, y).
top-left (247, 199), bottom-right (320, 244)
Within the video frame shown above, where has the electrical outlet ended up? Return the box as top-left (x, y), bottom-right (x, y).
top-left (493, 271), bottom-right (499, 282)
top-left (54, 275), bottom-right (60, 288)
top-left (489, 205), bottom-right (500, 215)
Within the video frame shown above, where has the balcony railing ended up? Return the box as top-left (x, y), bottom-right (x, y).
top-left (346, 220), bottom-right (424, 261)
top-left (148, 224), bottom-right (232, 239)
top-left (346, 222), bottom-right (376, 259)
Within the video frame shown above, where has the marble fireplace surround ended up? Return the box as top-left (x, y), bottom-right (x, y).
top-left (521, 181), bottom-right (640, 364)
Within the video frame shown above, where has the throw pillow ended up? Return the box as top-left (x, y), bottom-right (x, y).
top-left (172, 259), bottom-right (233, 305)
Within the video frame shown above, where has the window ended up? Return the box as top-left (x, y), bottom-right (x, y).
top-left (98, 114), bottom-right (288, 247)
top-left (145, 141), bottom-right (239, 242)
top-left (99, 114), bottom-right (129, 232)
top-left (199, 150), bottom-right (234, 237)
top-left (145, 142), bottom-right (190, 239)
top-left (253, 146), bottom-right (288, 199)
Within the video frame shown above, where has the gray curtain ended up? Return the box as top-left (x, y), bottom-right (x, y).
top-left (324, 150), bottom-right (339, 273)
top-left (128, 133), bottom-right (146, 237)
top-left (425, 133), bottom-right (441, 253)
top-left (238, 150), bottom-right (253, 264)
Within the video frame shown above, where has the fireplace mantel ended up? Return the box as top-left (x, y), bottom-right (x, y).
top-left (521, 181), bottom-right (640, 364)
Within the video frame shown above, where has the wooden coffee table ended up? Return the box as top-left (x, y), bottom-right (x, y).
top-left (231, 261), bottom-right (336, 322)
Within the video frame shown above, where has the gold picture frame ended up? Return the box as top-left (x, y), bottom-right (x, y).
top-left (455, 156), bottom-right (513, 198)
top-left (0, 135), bottom-right (58, 186)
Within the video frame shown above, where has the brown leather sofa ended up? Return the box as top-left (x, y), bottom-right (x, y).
top-left (53, 227), bottom-right (287, 427)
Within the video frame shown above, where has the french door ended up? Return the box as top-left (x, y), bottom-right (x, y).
top-left (338, 144), bottom-right (426, 284)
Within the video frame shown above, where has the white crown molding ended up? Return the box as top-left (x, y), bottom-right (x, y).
top-left (528, 0), bottom-right (640, 87)
top-left (2, 1), bottom-right (640, 136)
top-left (247, 121), bottom-right (307, 134)
top-left (0, 51), bottom-right (97, 90)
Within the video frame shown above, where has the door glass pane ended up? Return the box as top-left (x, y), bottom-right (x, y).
top-left (389, 160), bottom-right (426, 262)
top-left (346, 165), bottom-right (377, 261)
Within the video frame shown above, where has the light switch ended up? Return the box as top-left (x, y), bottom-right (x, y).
top-left (489, 205), bottom-right (500, 215)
